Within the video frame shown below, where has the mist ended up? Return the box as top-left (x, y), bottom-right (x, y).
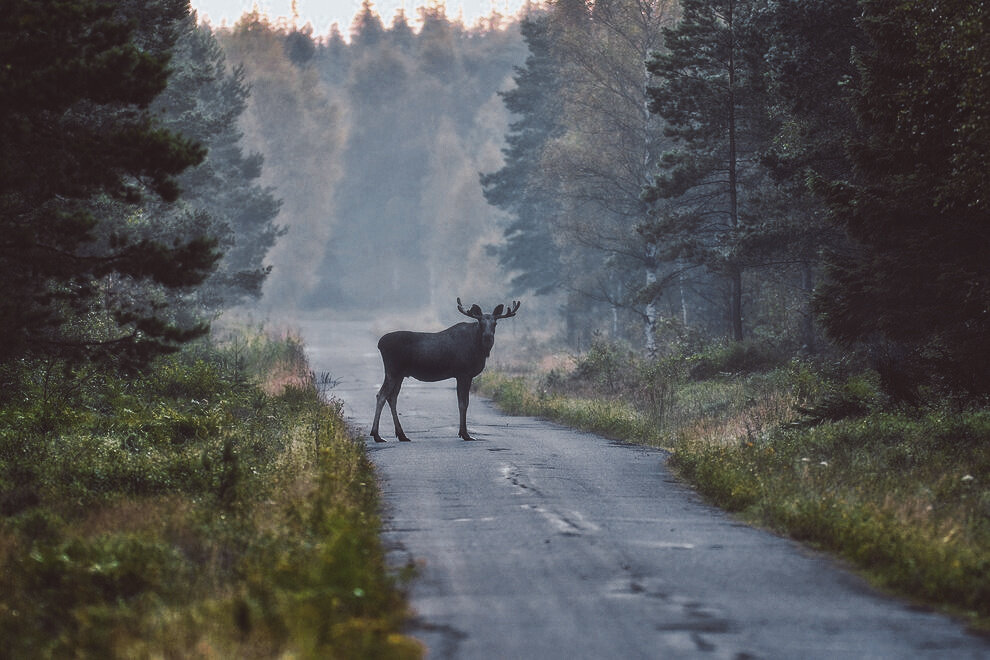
top-left (212, 9), bottom-right (530, 331)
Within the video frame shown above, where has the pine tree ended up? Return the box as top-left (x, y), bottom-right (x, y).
top-left (645, 0), bottom-right (773, 341)
top-left (736, 0), bottom-right (864, 351)
top-left (153, 17), bottom-right (283, 311)
top-left (351, 0), bottom-right (386, 46)
top-left (0, 0), bottom-right (216, 366)
top-left (481, 14), bottom-right (565, 295)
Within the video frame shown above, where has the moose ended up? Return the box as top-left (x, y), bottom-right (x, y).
top-left (371, 298), bottom-right (520, 442)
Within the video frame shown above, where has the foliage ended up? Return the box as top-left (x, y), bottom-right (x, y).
top-left (687, 339), bottom-right (787, 380)
top-left (0, 329), bottom-right (419, 658)
top-left (153, 16), bottom-right (284, 311)
top-left (570, 337), bottom-right (638, 393)
top-left (813, 0), bottom-right (990, 398)
top-left (217, 8), bottom-right (527, 311)
top-left (480, 13), bottom-right (566, 296)
top-left (644, 0), bottom-right (776, 342)
top-left (540, 0), bottom-right (678, 349)
top-left (0, 0), bottom-right (219, 368)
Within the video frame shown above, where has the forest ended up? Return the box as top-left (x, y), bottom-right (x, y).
top-left (2, 0), bottom-right (983, 396)
top-left (0, 0), bottom-right (988, 652)
top-left (210, 0), bottom-right (986, 401)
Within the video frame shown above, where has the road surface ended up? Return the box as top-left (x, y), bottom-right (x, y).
top-left (300, 318), bottom-right (989, 659)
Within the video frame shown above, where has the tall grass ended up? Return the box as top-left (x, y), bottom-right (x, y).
top-left (0, 327), bottom-right (421, 658)
top-left (478, 339), bottom-right (990, 628)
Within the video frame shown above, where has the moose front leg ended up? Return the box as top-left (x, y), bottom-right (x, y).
top-left (456, 376), bottom-right (476, 441)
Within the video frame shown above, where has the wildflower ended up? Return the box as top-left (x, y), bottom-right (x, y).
top-left (819, 461), bottom-right (829, 468)
top-left (961, 474), bottom-right (975, 484)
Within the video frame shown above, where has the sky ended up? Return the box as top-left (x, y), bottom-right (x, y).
top-left (189, 0), bottom-right (528, 35)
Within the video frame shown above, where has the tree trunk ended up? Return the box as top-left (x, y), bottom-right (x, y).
top-left (730, 265), bottom-right (743, 342)
top-left (645, 241), bottom-right (658, 357)
top-left (800, 261), bottom-right (816, 353)
top-left (726, 0), bottom-right (743, 342)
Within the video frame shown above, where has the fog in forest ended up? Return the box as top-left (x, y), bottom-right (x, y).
top-left (203, 0), bottom-right (988, 401)
top-left (213, 8), bottom-right (531, 335)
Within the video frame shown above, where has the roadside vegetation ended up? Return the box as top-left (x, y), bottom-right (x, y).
top-left (0, 326), bottom-right (421, 658)
top-left (479, 336), bottom-right (990, 629)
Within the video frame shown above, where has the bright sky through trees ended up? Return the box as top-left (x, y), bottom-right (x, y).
top-left (190, 0), bottom-right (528, 34)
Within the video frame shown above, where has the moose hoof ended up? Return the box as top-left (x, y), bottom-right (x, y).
top-left (398, 435), bottom-right (411, 442)
top-left (371, 433), bottom-right (386, 443)
top-left (460, 434), bottom-right (478, 442)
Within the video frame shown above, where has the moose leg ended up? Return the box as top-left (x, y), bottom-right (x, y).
top-left (456, 376), bottom-right (475, 441)
top-left (371, 376), bottom-right (391, 442)
top-left (387, 378), bottom-right (410, 442)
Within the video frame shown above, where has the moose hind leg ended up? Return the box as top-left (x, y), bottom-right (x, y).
top-left (387, 378), bottom-right (410, 442)
top-left (456, 377), bottom-right (475, 441)
top-left (371, 376), bottom-right (392, 442)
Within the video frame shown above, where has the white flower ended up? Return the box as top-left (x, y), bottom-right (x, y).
top-left (961, 474), bottom-right (975, 484)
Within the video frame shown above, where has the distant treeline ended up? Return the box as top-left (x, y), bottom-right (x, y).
top-left (214, 4), bottom-right (528, 312)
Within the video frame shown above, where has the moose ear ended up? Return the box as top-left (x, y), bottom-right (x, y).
top-left (469, 304), bottom-right (483, 317)
top-left (493, 304), bottom-right (505, 317)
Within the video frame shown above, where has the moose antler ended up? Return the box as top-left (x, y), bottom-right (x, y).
top-left (494, 300), bottom-right (521, 319)
top-left (457, 297), bottom-right (484, 319)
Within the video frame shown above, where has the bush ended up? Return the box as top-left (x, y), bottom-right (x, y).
top-left (793, 371), bottom-right (886, 425)
top-left (570, 337), bottom-right (636, 393)
top-left (688, 340), bottom-right (786, 380)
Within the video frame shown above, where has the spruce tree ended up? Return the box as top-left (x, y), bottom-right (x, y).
top-left (815, 0), bottom-right (990, 396)
top-left (481, 15), bottom-right (565, 295)
top-left (154, 17), bottom-right (283, 311)
top-left (0, 0), bottom-right (216, 366)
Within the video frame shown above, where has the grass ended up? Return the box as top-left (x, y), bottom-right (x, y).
top-left (0, 326), bottom-right (422, 658)
top-left (675, 411), bottom-right (990, 622)
top-left (478, 340), bottom-right (990, 629)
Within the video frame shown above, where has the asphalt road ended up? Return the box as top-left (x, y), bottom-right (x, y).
top-left (300, 319), bottom-right (990, 659)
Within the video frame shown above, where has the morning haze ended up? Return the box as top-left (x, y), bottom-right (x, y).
top-left (213, 6), bottom-right (528, 327)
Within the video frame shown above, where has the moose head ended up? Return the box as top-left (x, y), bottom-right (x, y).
top-left (457, 297), bottom-right (520, 356)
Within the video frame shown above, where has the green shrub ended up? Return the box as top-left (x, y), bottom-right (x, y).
top-left (633, 356), bottom-right (687, 427)
top-left (570, 337), bottom-right (636, 393)
top-left (1, 533), bottom-right (193, 657)
top-left (688, 340), bottom-right (786, 380)
top-left (794, 371), bottom-right (885, 425)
